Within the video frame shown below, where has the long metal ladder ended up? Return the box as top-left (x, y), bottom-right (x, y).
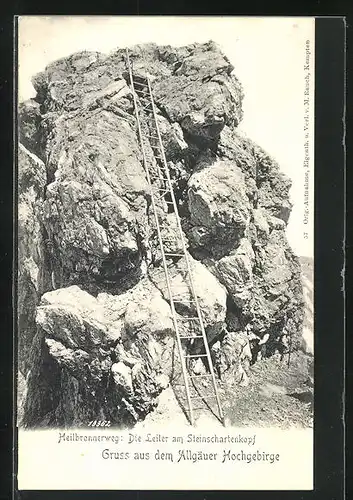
top-left (125, 49), bottom-right (224, 426)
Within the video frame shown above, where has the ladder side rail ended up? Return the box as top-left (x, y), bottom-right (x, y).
top-left (126, 50), bottom-right (195, 425)
top-left (147, 76), bottom-right (224, 422)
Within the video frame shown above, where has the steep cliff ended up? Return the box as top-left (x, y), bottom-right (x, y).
top-left (18, 41), bottom-right (304, 427)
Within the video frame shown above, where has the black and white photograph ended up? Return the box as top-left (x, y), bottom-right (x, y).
top-left (16, 16), bottom-right (314, 490)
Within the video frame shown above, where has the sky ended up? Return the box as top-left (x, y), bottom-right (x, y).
top-left (18, 16), bottom-right (315, 257)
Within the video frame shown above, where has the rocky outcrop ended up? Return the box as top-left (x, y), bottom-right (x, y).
top-left (300, 256), bottom-right (314, 355)
top-left (212, 331), bottom-right (252, 386)
top-left (18, 144), bottom-right (51, 376)
top-left (187, 159), bottom-right (251, 256)
top-left (213, 238), bottom-right (255, 308)
top-left (40, 99), bottom-right (149, 290)
top-left (18, 41), bottom-right (304, 427)
top-left (23, 284), bottom-right (174, 426)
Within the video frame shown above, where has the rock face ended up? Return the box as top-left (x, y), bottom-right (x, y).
top-left (212, 331), bottom-right (252, 386)
top-left (300, 256), bottom-right (314, 355)
top-left (22, 283), bottom-right (175, 426)
top-left (18, 41), bottom-right (304, 427)
top-left (187, 159), bottom-right (251, 255)
top-left (18, 144), bottom-right (51, 376)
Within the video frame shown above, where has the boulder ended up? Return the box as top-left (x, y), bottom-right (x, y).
top-left (111, 362), bottom-right (134, 396)
top-left (124, 283), bottom-right (174, 339)
top-left (150, 253), bottom-right (227, 341)
top-left (212, 331), bottom-right (251, 386)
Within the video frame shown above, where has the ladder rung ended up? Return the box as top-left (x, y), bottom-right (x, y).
top-left (143, 138), bottom-right (158, 144)
top-left (146, 135), bottom-right (159, 140)
top-left (150, 176), bottom-right (169, 181)
top-left (184, 354), bottom-right (208, 358)
top-left (189, 395), bottom-right (216, 400)
top-left (149, 173), bottom-right (166, 178)
top-left (178, 317), bottom-right (200, 321)
top-left (188, 407), bottom-right (219, 413)
top-left (149, 172), bottom-right (165, 177)
top-left (173, 299), bottom-right (195, 303)
top-left (179, 335), bottom-right (203, 340)
top-left (165, 252), bottom-right (184, 257)
top-left (133, 81), bottom-right (147, 87)
top-left (188, 407), bottom-right (214, 411)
